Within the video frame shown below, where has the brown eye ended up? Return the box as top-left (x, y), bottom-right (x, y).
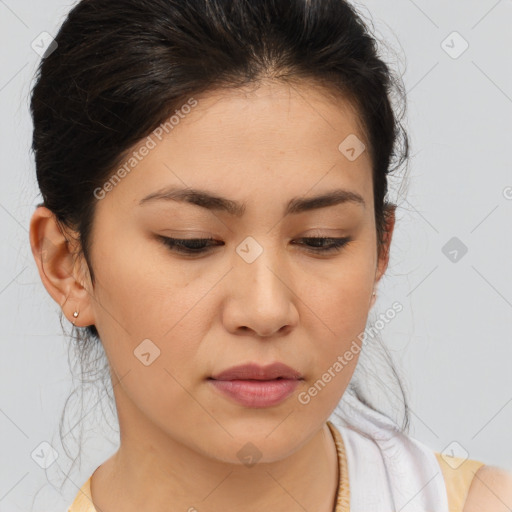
top-left (292, 237), bottom-right (352, 253)
top-left (159, 236), bottom-right (222, 255)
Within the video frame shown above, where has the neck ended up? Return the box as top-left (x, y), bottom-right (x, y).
top-left (90, 397), bottom-right (340, 512)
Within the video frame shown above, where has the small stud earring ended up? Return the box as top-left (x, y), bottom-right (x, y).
top-left (72, 310), bottom-right (79, 325)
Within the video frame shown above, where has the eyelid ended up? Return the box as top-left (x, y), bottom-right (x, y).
top-left (301, 228), bottom-right (349, 236)
top-left (156, 234), bottom-right (352, 257)
top-left (158, 230), bottom-right (215, 237)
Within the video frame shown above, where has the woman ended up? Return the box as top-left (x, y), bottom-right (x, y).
top-left (28, 0), bottom-right (512, 510)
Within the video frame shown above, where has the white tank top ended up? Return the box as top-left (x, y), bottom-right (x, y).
top-left (328, 389), bottom-right (455, 511)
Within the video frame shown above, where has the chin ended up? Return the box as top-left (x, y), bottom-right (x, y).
top-left (192, 420), bottom-right (310, 465)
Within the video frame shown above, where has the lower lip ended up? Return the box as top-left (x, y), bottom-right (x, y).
top-left (208, 378), bottom-right (300, 408)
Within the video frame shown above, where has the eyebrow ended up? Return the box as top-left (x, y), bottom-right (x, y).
top-left (138, 186), bottom-right (365, 216)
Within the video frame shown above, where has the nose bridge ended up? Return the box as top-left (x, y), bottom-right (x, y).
top-left (235, 234), bottom-right (284, 300)
top-left (230, 234), bottom-right (295, 335)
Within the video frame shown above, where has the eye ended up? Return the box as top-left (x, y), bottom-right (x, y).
top-left (158, 236), bottom-right (352, 256)
top-left (291, 236), bottom-right (352, 254)
top-left (158, 236), bottom-right (221, 255)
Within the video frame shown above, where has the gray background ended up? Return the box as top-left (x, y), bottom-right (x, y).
top-left (1, 0), bottom-right (511, 510)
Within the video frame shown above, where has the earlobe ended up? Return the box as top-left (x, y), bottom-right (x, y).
top-left (29, 206), bottom-right (95, 327)
top-left (369, 289), bottom-right (377, 309)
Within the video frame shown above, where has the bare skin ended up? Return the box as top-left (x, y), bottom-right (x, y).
top-left (30, 79), bottom-right (394, 511)
top-left (464, 465), bottom-right (512, 512)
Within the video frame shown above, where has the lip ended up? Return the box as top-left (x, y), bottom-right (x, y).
top-left (208, 362), bottom-right (303, 408)
top-left (210, 362), bottom-right (303, 381)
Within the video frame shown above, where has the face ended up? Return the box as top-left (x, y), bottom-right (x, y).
top-left (34, 79), bottom-right (393, 464)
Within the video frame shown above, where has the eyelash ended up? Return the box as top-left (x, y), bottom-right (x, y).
top-left (158, 236), bottom-right (352, 256)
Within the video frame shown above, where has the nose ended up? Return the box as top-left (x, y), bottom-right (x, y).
top-left (222, 241), bottom-right (299, 338)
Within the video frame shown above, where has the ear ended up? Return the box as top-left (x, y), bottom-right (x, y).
top-left (370, 204), bottom-right (396, 308)
top-left (29, 206), bottom-right (95, 327)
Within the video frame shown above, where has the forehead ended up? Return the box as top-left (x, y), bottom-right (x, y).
top-left (99, 80), bottom-right (373, 213)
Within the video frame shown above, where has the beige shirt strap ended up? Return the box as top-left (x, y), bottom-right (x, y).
top-left (434, 452), bottom-right (485, 512)
top-left (67, 476), bottom-right (96, 512)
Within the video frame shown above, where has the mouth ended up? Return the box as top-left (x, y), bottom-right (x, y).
top-left (207, 362), bottom-right (303, 408)
top-left (209, 361), bottom-right (303, 381)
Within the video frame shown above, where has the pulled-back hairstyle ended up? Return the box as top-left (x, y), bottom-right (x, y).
top-left (30, 0), bottom-right (410, 482)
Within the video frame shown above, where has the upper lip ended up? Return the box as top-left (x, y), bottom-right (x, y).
top-left (210, 362), bottom-right (303, 381)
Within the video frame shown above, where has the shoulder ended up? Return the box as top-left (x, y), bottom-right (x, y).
top-left (463, 464), bottom-right (512, 512)
top-left (67, 475), bottom-right (96, 512)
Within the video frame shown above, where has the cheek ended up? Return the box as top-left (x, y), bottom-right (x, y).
top-left (91, 233), bottom-right (230, 402)
top-left (297, 275), bottom-right (370, 418)
top-left (303, 247), bottom-right (376, 336)
top-left (93, 269), bottom-right (209, 377)
top-left (90, 267), bottom-right (210, 428)
top-left (304, 282), bottom-right (367, 387)
top-left (299, 242), bottom-right (376, 391)
top-left (91, 227), bottom-right (200, 335)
